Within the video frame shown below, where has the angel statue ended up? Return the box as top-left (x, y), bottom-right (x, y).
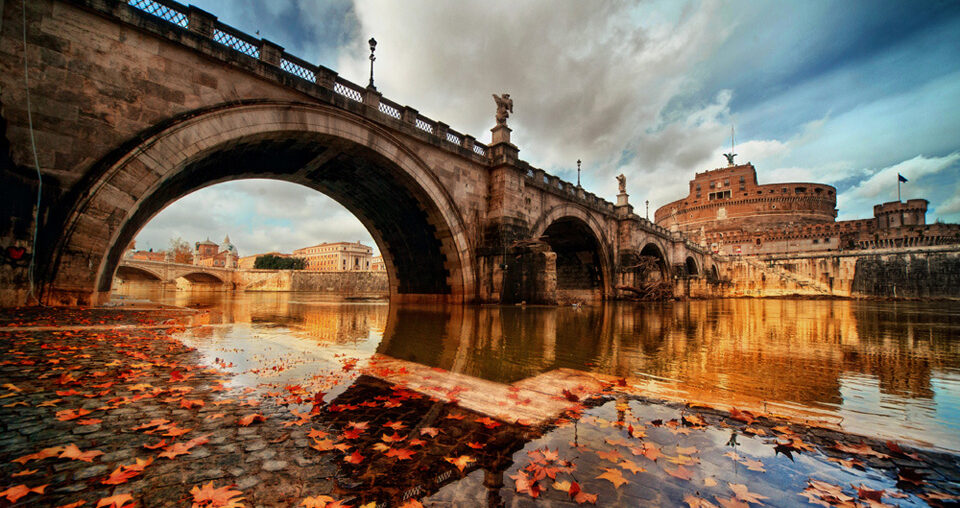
top-left (616, 173), bottom-right (626, 193)
top-left (723, 152), bottom-right (737, 166)
top-left (493, 93), bottom-right (513, 126)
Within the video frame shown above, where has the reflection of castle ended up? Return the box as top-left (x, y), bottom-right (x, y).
top-left (193, 235), bottom-right (238, 268)
top-left (655, 161), bottom-right (960, 255)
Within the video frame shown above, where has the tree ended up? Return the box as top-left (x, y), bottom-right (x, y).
top-left (253, 255), bottom-right (305, 270)
top-left (169, 237), bottom-right (193, 264)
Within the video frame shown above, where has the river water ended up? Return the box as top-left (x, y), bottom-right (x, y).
top-left (116, 289), bottom-right (960, 453)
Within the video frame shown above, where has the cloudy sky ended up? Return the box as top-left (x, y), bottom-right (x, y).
top-left (135, 0), bottom-right (960, 257)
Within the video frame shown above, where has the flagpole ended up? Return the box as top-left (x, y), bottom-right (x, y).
top-left (898, 175), bottom-right (901, 202)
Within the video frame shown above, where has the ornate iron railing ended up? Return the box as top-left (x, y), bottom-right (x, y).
top-left (213, 27), bottom-right (260, 59)
top-left (127, 0), bottom-right (187, 27)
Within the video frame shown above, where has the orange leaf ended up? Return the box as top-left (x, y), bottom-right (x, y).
top-left (12, 446), bottom-right (64, 464)
top-left (12, 469), bottom-right (38, 477)
top-left (60, 444), bottom-right (104, 463)
top-left (344, 451), bottom-right (364, 464)
top-left (101, 466), bottom-right (141, 485)
top-left (309, 439), bottom-right (336, 452)
top-left (445, 455), bottom-right (475, 472)
top-left (665, 465), bottom-right (694, 481)
top-left (96, 493), bottom-right (134, 508)
top-left (238, 413), bottom-right (265, 426)
top-left (56, 408), bottom-right (92, 421)
top-left (596, 468), bottom-right (628, 488)
top-left (143, 439), bottom-right (167, 450)
top-left (189, 481), bottom-right (245, 508)
top-left (729, 483), bottom-right (769, 504)
top-left (0, 484), bottom-right (46, 503)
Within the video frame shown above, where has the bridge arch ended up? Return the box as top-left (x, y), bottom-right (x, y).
top-left (531, 205), bottom-right (613, 300)
top-left (639, 242), bottom-right (669, 281)
top-left (177, 272), bottom-right (225, 284)
top-left (114, 265), bottom-right (163, 282)
top-left (47, 102), bottom-right (475, 304)
top-left (684, 256), bottom-right (700, 277)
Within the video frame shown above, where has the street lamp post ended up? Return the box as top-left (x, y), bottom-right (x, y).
top-left (368, 37), bottom-right (377, 89)
top-left (645, 200), bottom-right (649, 219)
top-left (576, 159), bottom-right (582, 187)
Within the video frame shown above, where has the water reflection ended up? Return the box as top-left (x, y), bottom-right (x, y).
top-left (121, 289), bottom-right (960, 450)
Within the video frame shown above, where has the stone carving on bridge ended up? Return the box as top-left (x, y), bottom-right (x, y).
top-left (616, 174), bottom-right (627, 194)
top-left (492, 93), bottom-right (513, 126)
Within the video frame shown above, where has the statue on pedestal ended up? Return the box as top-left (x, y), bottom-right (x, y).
top-left (492, 93), bottom-right (513, 126)
top-left (616, 173), bottom-right (626, 194)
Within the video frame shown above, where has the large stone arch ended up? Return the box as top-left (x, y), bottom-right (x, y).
top-left (45, 102), bottom-right (475, 305)
top-left (530, 205), bottom-right (613, 300)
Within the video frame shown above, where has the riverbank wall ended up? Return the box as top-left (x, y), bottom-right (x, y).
top-left (679, 245), bottom-right (960, 299)
top-left (239, 270), bottom-right (388, 296)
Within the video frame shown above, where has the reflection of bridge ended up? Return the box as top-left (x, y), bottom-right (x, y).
top-left (2, 0), bottom-right (715, 307)
top-left (115, 259), bottom-right (236, 290)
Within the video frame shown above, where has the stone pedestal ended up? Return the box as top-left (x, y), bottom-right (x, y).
top-left (617, 192), bottom-right (629, 206)
top-left (491, 124), bottom-right (512, 145)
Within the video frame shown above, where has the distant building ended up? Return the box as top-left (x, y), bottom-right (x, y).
top-left (656, 161), bottom-right (960, 256)
top-left (293, 241), bottom-right (372, 271)
top-left (238, 252), bottom-right (290, 269)
top-left (370, 255), bottom-right (385, 272)
top-left (193, 235), bottom-right (238, 268)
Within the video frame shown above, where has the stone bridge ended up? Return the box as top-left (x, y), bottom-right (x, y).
top-left (114, 258), bottom-right (235, 291)
top-left (0, 0), bottom-right (715, 306)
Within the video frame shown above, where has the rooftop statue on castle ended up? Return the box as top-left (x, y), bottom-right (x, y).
top-left (617, 173), bottom-right (627, 194)
top-left (723, 151), bottom-right (737, 166)
top-left (492, 93), bottom-right (513, 126)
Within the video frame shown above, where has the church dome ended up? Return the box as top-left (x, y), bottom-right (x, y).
top-left (221, 235), bottom-right (238, 255)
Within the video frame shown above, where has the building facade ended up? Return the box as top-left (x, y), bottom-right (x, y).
top-left (292, 242), bottom-right (373, 271)
top-left (655, 161), bottom-right (960, 256)
top-left (370, 255), bottom-right (385, 272)
top-left (193, 235), bottom-right (238, 268)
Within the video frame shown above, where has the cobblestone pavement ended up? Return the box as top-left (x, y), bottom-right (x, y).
top-left (0, 307), bottom-right (958, 507)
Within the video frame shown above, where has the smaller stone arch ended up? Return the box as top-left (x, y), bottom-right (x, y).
top-left (638, 243), bottom-right (669, 281)
top-left (685, 256), bottom-right (700, 277)
top-left (114, 265), bottom-right (163, 281)
top-left (177, 272), bottom-right (225, 284)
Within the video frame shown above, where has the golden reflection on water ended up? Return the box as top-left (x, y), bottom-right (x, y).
top-left (119, 288), bottom-right (960, 450)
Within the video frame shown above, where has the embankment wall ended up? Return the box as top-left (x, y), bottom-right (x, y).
top-left (682, 246), bottom-right (960, 299)
top-left (238, 270), bottom-right (388, 296)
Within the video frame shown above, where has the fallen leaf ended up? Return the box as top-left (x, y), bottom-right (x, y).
top-left (310, 439), bottom-right (336, 452)
top-left (60, 444), bottom-right (104, 463)
top-left (445, 455), bottom-right (475, 472)
top-left (11, 469), bottom-right (38, 477)
top-left (729, 483), bottom-right (769, 504)
top-left (665, 465), bottom-right (694, 481)
top-left (189, 481), bottom-right (245, 507)
top-left (95, 493), bottom-right (134, 507)
top-left (618, 460), bottom-right (646, 474)
top-left (510, 471), bottom-right (542, 498)
top-left (0, 484), bottom-right (47, 503)
top-left (596, 467), bottom-right (628, 488)
top-left (13, 446), bottom-right (65, 464)
top-left (237, 413), bottom-right (265, 426)
top-left (143, 439), bottom-right (168, 450)
top-left (344, 451), bottom-right (364, 464)
top-left (832, 442), bottom-right (889, 459)
top-left (685, 494), bottom-right (720, 508)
